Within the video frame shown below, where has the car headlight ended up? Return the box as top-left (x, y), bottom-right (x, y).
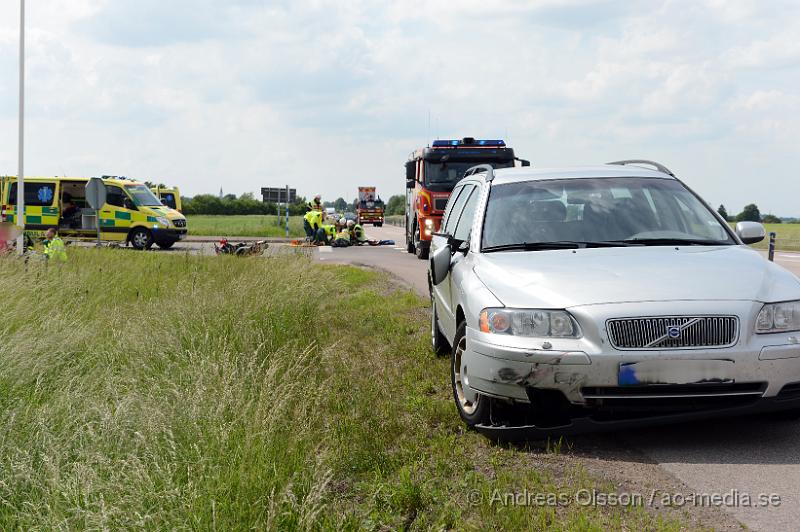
top-left (756, 301), bottom-right (800, 333)
top-left (156, 216), bottom-right (171, 228)
top-left (479, 308), bottom-right (581, 338)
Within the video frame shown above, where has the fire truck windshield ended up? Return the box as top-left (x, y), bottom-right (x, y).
top-left (424, 160), bottom-right (513, 188)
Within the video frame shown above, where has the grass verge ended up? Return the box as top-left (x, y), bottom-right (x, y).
top-left (186, 215), bottom-right (306, 237)
top-left (0, 249), bottom-right (706, 529)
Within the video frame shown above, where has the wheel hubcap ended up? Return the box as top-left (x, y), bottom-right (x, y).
top-left (134, 233), bottom-right (147, 247)
top-left (454, 336), bottom-right (478, 414)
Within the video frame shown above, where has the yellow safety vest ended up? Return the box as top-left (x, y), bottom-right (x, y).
top-left (304, 210), bottom-right (322, 229)
top-left (44, 236), bottom-right (67, 262)
top-left (322, 224), bottom-right (336, 238)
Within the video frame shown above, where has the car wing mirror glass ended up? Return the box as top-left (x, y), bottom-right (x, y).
top-left (430, 244), bottom-right (452, 285)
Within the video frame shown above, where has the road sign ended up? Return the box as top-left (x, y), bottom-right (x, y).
top-left (261, 187), bottom-right (296, 204)
top-left (85, 177), bottom-right (106, 209)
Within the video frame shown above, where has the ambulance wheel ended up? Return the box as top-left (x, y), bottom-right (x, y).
top-left (130, 228), bottom-right (154, 250)
top-left (157, 241), bottom-right (175, 250)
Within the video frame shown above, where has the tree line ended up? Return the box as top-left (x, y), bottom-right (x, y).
top-left (182, 193), bottom-right (407, 216)
top-left (717, 204), bottom-right (789, 224)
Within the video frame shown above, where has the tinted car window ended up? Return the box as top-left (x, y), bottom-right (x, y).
top-left (453, 187), bottom-right (480, 241)
top-left (105, 185), bottom-right (128, 208)
top-left (444, 185), bottom-right (475, 235)
top-left (441, 185), bottom-right (465, 231)
top-left (8, 182), bottom-right (56, 206)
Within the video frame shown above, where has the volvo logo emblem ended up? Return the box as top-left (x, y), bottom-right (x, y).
top-left (667, 326), bottom-right (681, 339)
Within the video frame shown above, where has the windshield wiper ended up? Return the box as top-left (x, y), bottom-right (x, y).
top-left (482, 241), bottom-right (634, 253)
top-left (620, 238), bottom-right (727, 246)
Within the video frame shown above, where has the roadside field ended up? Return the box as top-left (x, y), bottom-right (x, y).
top-left (186, 214), bottom-right (306, 237)
top-left (730, 223), bottom-right (800, 251)
top-left (0, 249), bottom-right (710, 529)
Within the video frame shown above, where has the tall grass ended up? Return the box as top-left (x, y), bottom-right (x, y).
top-left (0, 249), bottom-right (693, 530)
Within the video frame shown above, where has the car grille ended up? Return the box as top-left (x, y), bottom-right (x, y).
top-left (433, 198), bottom-right (449, 211)
top-left (606, 316), bottom-right (738, 350)
top-left (173, 219), bottom-right (186, 228)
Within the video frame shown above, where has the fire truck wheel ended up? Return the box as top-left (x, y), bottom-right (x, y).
top-left (413, 222), bottom-right (429, 259)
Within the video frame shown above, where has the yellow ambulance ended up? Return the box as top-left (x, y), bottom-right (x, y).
top-left (150, 186), bottom-right (182, 212)
top-left (1, 176), bottom-right (188, 249)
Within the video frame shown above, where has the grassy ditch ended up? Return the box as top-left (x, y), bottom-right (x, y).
top-left (186, 215), bottom-right (306, 237)
top-left (0, 249), bottom-right (699, 530)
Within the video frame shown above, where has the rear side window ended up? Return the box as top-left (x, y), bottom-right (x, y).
top-left (8, 182), bottom-right (56, 206)
top-left (444, 185), bottom-right (475, 235)
top-left (453, 187), bottom-right (480, 241)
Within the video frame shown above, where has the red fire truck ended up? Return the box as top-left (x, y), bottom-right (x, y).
top-left (404, 138), bottom-right (527, 259)
top-left (356, 186), bottom-right (384, 226)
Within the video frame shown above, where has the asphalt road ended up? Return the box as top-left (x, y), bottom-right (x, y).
top-left (319, 223), bottom-right (800, 532)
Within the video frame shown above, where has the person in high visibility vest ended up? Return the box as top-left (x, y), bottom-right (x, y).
top-left (332, 227), bottom-right (351, 247)
top-left (321, 222), bottom-right (336, 245)
top-left (303, 209), bottom-right (325, 244)
top-left (306, 194), bottom-right (322, 212)
top-left (347, 220), bottom-right (368, 245)
top-left (42, 228), bottom-right (67, 262)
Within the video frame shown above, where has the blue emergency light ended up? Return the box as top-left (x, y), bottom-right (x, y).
top-left (431, 138), bottom-right (506, 148)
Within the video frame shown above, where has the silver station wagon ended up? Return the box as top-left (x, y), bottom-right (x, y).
top-left (428, 160), bottom-right (800, 439)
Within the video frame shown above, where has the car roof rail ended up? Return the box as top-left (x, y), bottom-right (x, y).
top-left (607, 159), bottom-right (675, 177)
top-left (464, 164), bottom-right (496, 182)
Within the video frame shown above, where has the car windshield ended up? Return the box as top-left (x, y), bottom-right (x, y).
top-left (125, 184), bottom-right (163, 207)
top-left (424, 160), bottom-right (513, 186)
top-left (481, 177), bottom-right (735, 250)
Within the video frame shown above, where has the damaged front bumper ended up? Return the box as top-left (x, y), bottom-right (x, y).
top-left (462, 326), bottom-right (800, 438)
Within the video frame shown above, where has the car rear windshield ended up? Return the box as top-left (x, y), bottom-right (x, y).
top-left (482, 177), bottom-right (735, 249)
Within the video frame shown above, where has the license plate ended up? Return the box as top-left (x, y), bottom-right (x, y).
top-left (618, 360), bottom-right (734, 386)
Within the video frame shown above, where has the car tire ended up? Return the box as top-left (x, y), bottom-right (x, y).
top-left (431, 299), bottom-right (450, 357)
top-left (375, 222), bottom-right (383, 227)
top-left (406, 219), bottom-right (416, 254)
top-left (156, 241), bottom-right (175, 250)
top-left (129, 228), bottom-right (154, 250)
top-left (451, 321), bottom-right (490, 426)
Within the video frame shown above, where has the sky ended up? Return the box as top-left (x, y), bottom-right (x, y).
top-left (0, 0), bottom-right (798, 215)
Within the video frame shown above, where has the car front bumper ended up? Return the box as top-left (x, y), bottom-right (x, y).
top-left (153, 228), bottom-right (187, 244)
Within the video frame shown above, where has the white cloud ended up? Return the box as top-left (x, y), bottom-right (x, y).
top-left (0, 0), bottom-right (798, 214)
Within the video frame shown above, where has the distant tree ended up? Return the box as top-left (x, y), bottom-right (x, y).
top-left (334, 197), bottom-right (348, 212)
top-left (761, 214), bottom-right (782, 224)
top-left (717, 204), bottom-right (729, 221)
top-left (736, 204), bottom-right (761, 222)
top-left (386, 195), bottom-right (405, 216)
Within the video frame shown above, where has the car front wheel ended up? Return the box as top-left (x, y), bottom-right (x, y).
top-left (129, 228), bottom-right (154, 250)
top-left (451, 321), bottom-right (490, 426)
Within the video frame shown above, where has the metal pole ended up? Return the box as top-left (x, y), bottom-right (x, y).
top-left (16, 0), bottom-right (25, 255)
top-left (285, 185), bottom-right (289, 237)
top-left (768, 232), bottom-right (776, 262)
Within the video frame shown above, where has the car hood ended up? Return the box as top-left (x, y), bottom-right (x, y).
top-left (473, 246), bottom-right (800, 309)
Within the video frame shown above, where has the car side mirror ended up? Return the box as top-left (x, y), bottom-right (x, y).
top-left (430, 244), bottom-right (452, 286)
top-left (735, 221), bottom-right (766, 244)
top-left (406, 178), bottom-right (416, 189)
top-left (515, 157), bottom-right (531, 167)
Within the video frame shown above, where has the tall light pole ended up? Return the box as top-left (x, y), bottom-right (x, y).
top-left (16, 0), bottom-right (25, 255)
